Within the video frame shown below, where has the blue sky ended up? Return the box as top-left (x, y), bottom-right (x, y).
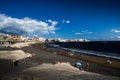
top-left (0, 0), bottom-right (120, 41)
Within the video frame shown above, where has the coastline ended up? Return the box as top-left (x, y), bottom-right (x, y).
top-left (46, 44), bottom-right (120, 69)
top-left (0, 42), bottom-right (120, 80)
top-left (33, 43), bottom-right (120, 69)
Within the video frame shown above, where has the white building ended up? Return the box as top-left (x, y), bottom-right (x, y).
top-left (66, 38), bottom-right (89, 42)
top-left (32, 35), bottom-right (39, 41)
top-left (39, 37), bottom-right (46, 42)
top-left (32, 35), bottom-right (46, 42)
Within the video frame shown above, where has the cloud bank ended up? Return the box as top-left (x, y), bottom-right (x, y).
top-left (0, 14), bottom-right (58, 35)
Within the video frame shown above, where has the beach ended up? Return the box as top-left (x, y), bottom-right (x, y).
top-left (0, 42), bottom-right (120, 80)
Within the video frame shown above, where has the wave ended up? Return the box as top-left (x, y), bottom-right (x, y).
top-left (46, 44), bottom-right (120, 60)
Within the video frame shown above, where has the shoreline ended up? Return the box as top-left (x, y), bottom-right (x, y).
top-left (74, 49), bottom-right (120, 61)
top-left (46, 44), bottom-right (120, 60)
top-left (0, 42), bottom-right (120, 80)
top-left (32, 43), bottom-right (120, 69)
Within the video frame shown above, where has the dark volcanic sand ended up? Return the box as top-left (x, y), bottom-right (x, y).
top-left (0, 42), bottom-right (120, 80)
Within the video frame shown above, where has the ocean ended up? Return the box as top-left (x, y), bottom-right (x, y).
top-left (46, 41), bottom-right (120, 60)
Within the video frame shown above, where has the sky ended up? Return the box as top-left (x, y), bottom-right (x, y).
top-left (0, 0), bottom-right (120, 41)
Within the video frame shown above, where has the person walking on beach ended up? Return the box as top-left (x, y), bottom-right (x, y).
top-left (86, 62), bottom-right (90, 70)
top-left (107, 59), bottom-right (112, 64)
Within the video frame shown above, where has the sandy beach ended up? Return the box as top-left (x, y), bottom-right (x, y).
top-left (0, 42), bottom-right (120, 80)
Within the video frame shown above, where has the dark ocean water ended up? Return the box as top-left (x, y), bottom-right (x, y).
top-left (68, 48), bottom-right (120, 60)
top-left (47, 41), bottom-right (120, 60)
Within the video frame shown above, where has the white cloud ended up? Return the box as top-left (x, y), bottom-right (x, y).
top-left (66, 20), bottom-right (70, 23)
top-left (48, 19), bottom-right (52, 23)
top-left (75, 32), bottom-right (83, 35)
top-left (0, 14), bottom-right (58, 35)
top-left (109, 36), bottom-right (120, 40)
top-left (82, 30), bottom-right (93, 34)
top-left (111, 29), bottom-right (120, 33)
top-left (75, 30), bottom-right (93, 35)
top-left (82, 31), bottom-right (93, 34)
top-left (51, 21), bottom-right (58, 26)
top-left (117, 36), bottom-right (120, 39)
top-left (62, 19), bottom-right (70, 24)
